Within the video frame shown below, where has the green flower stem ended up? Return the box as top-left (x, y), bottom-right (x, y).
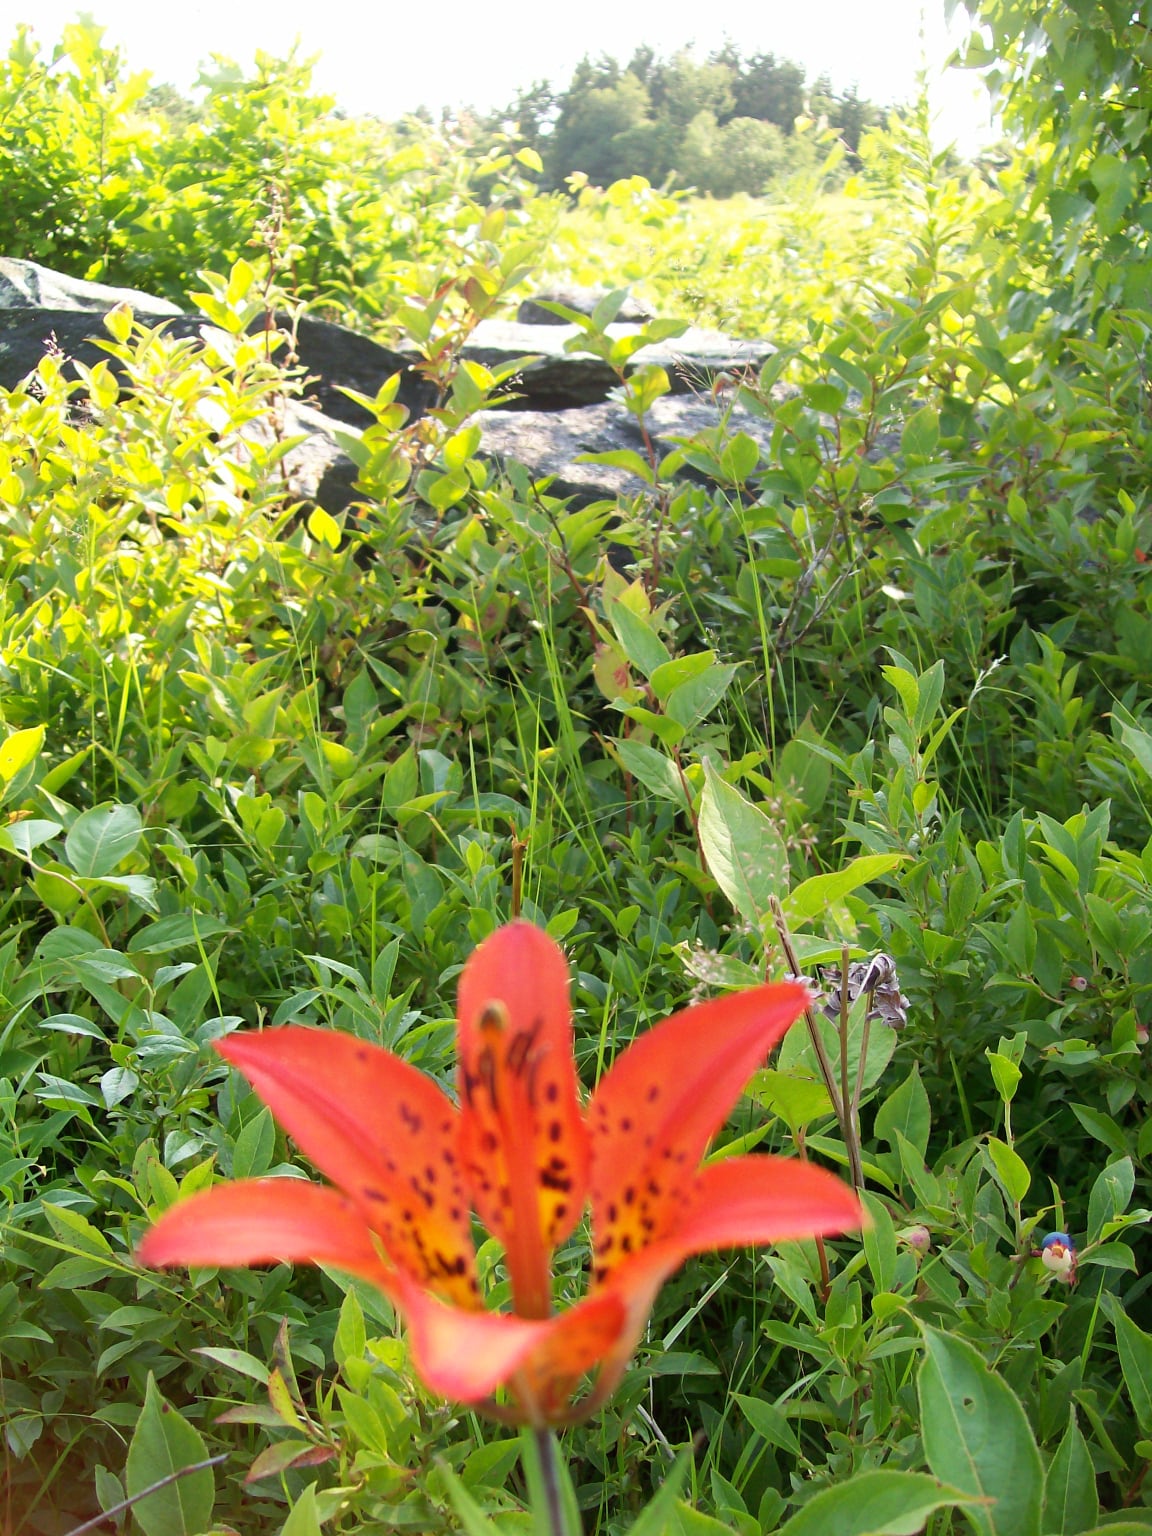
top-left (522, 1424), bottom-right (581, 1536)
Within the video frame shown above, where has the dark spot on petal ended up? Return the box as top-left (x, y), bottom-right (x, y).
top-left (623, 1185), bottom-right (635, 1205)
top-left (548, 1121), bottom-right (562, 1142)
top-left (621, 1117), bottom-right (632, 1132)
top-left (545, 1082), bottom-right (560, 1103)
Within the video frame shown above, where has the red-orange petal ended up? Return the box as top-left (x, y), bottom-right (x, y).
top-left (390, 1270), bottom-right (625, 1418)
top-left (589, 1154), bottom-right (863, 1402)
top-left (456, 922), bottom-right (591, 1318)
top-left (136, 1180), bottom-right (396, 1291)
top-left (587, 981), bottom-right (811, 1282)
top-left (217, 1028), bottom-right (479, 1307)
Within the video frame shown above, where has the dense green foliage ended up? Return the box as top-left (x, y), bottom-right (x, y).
top-left (1, 10), bottom-right (1151, 1535)
top-left (486, 45), bottom-right (882, 194)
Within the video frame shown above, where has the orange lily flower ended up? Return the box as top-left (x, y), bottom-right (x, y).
top-left (138, 921), bottom-right (861, 1425)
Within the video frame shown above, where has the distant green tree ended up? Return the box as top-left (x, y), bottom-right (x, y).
top-left (730, 51), bottom-right (808, 130)
top-left (677, 113), bottom-right (798, 196)
top-left (546, 71), bottom-right (654, 187)
top-left (496, 42), bottom-right (882, 193)
top-left (648, 51), bottom-right (736, 130)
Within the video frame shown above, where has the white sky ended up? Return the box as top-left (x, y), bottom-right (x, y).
top-left (7, 1), bottom-right (998, 151)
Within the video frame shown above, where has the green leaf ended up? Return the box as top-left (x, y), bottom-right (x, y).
top-left (861, 1191), bottom-right (898, 1294)
top-left (1070, 1103), bottom-right (1127, 1157)
top-left (1118, 721), bottom-right (1152, 780)
top-left (784, 853), bottom-right (905, 924)
top-left (650, 651), bottom-right (715, 701)
top-left (719, 432), bottom-right (760, 483)
top-left (874, 1064), bottom-right (931, 1158)
top-left (192, 1346), bottom-right (269, 1384)
top-left (735, 1393), bottom-right (802, 1456)
top-left (334, 1290), bottom-right (366, 1371)
top-left (624, 1446), bottom-right (695, 1535)
top-left (1042, 1412), bottom-right (1098, 1536)
top-left (0, 724), bottom-right (45, 781)
top-left (698, 761), bottom-right (789, 930)
top-left (127, 913), bottom-right (229, 954)
top-left (612, 738), bottom-right (692, 808)
top-left (125, 1375), bottom-right (215, 1536)
top-left (665, 664), bottom-right (738, 731)
top-left (1110, 1301), bottom-right (1152, 1437)
top-left (901, 405), bottom-right (940, 460)
top-left (882, 664), bottom-right (920, 720)
top-left (606, 599), bottom-right (671, 679)
top-left (438, 1460), bottom-right (504, 1534)
top-left (307, 506), bottom-right (341, 548)
top-left (752, 1068), bottom-right (832, 1130)
top-left (987, 1137), bottom-right (1031, 1205)
top-left (575, 448), bottom-right (657, 485)
top-left (232, 1108), bottom-right (276, 1179)
top-left (279, 1483), bottom-right (323, 1536)
top-left (987, 1050), bottom-right (1022, 1105)
top-left (0, 818), bottom-right (62, 856)
top-left (918, 1326), bottom-right (1043, 1536)
top-left (775, 1469), bottom-right (979, 1536)
top-left (65, 803), bottom-right (143, 878)
top-left (1087, 1157), bottom-right (1134, 1245)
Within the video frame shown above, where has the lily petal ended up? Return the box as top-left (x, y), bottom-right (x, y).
top-left (218, 1028), bottom-right (479, 1307)
top-left (457, 922), bottom-right (591, 1318)
top-left (589, 1154), bottom-right (863, 1404)
top-left (587, 981), bottom-right (811, 1280)
top-left (392, 1270), bottom-right (625, 1417)
top-left (136, 1180), bottom-right (396, 1291)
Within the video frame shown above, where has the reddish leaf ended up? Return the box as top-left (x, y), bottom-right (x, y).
top-left (245, 1440), bottom-right (336, 1483)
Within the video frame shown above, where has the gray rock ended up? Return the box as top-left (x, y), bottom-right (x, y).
top-left (231, 401), bottom-right (361, 516)
top-left (0, 305), bottom-right (429, 428)
top-left (476, 391), bottom-right (779, 504)
top-left (0, 257), bottom-right (183, 316)
top-left (0, 259), bottom-right (791, 521)
top-left (464, 319), bottom-right (775, 411)
top-left (0, 307), bottom-right (365, 517)
top-left (516, 284), bottom-right (653, 326)
top-left (283, 314), bottom-right (431, 427)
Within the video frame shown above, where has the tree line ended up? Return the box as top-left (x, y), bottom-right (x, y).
top-left (478, 44), bottom-right (885, 196)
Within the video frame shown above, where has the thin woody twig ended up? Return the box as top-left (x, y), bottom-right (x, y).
top-left (62, 1454), bottom-right (228, 1536)
top-left (769, 897), bottom-right (843, 1122)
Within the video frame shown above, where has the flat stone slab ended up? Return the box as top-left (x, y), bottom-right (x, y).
top-left (463, 320), bottom-right (775, 410)
top-left (516, 284), bottom-right (653, 326)
top-left (0, 307), bottom-right (429, 428)
top-left (476, 391), bottom-right (780, 503)
top-left (0, 257), bottom-right (183, 316)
